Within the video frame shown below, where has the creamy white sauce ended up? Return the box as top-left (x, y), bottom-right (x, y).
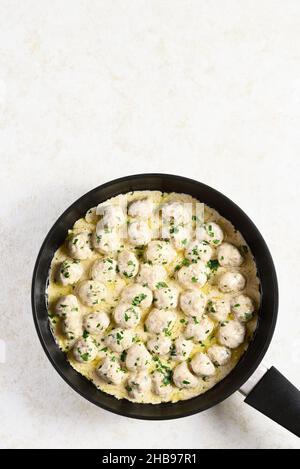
top-left (47, 191), bottom-right (260, 404)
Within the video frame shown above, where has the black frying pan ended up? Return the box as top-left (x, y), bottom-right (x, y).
top-left (31, 174), bottom-right (300, 436)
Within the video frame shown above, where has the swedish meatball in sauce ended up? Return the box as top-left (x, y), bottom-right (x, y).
top-left (47, 190), bottom-right (260, 404)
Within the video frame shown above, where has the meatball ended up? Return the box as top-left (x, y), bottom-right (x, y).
top-left (219, 271), bottom-right (246, 293)
top-left (76, 280), bottom-right (106, 307)
top-left (113, 302), bottom-right (141, 329)
top-left (231, 294), bottom-right (255, 322)
top-left (196, 222), bottom-right (224, 246)
top-left (83, 311), bottom-right (110, 335)
top-left (173, 362), bottom-right (198, 389)
top-left (92, 228), bottom-right (121, 254)
top-left (177, 261), bottom-right (207, 289)
top-left (125, 343), bottom-right (151, 371)
top-left (73, 336), bottom-right (98, 363)
top-left (147, 334), bottom-right (171, 356)
top-left (180, 290), bottom-right (206, 317)
top-left (57, 259), bottom-right (83, 286)
top-left (217, 320), bottom-right (245, 348)
top-left (85, 207), bottom-right (98, 224)
top-left (152, 370), bottom-right (173, 400)
top-left (145, 240), bottom-right (176, 265)
top-left (153, 284), bottom-right (179, 309)
top-left (162, 201), bottom-right (191, 224)
top-left (104, 328), bottom-right (134, 353)
top-left (185, 316), bottom-right (214, 342)
top-left (67, 232), bottom-right (92, 260)
top-left (185, 240), bottom-right (212, 263)
top-left (55, 295), bottom-right (79, 317)
top-left (128, 198), bottom-right (154, 219)
top-left (137, 264), bottom-right (167, 290)
top-left (172, 336), bottom-right (194, 361)
top-left (217, 243), bottom-right (243, 267)
top-left (128, 221), bottom-right (152, 246)
top-left (126, 371), bottom-right (151, 399)
top-left (96, 204), bottom-right (125, 228)
top-left (117, 250), bottom-right (139, 279)
top-left (120, 283), bottom-right (153, 309)
top-left (170, 225), bottom-right (191, 250)
top-left (190, 353), bottom-right (215, 377)
top-left (145, 308), bottom-right (177, 334)
top-left (207, 344), bottom-right (231, 366)
top-left (90, 257), bottom-right (117, 282)
top-left (97, 356), bottom-right (125, 385)
top-left (62, 314), bottom-right (83, 340)
top-left (206, 298), bottom-right (230, 322)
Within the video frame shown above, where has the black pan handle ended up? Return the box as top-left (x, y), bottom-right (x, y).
top-left (241, 366), bottom-right (300, 437)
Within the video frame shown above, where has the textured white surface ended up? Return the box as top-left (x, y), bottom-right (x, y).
top-left (0, 0), bottom-right (299, 449)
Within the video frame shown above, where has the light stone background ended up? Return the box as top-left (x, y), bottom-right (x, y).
top-left (0, 0), bottom-right (299, 449)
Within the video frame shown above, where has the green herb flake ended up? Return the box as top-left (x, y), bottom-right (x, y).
top-left (207, 259), bottom-right (220, 272)
top-left (80, 352), bottom-right (90, 362)
top-left (155, 281), bottom-right (168, 289)
top-left (132, 293), bottom-right (147, 306)
top-left (181, 258), bottom-right (190, 267)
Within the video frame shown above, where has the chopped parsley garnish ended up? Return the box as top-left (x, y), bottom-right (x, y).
top-left (80, 353), bottom-right (90, 362)
top-left (206, 259), bottom-right (220, 272)
top-left (123, 271), bottom-right (132, 278)
top-left (153, 357), bottom-right (172, 385)
top-left (244, 312), bottom-right (253, 321)
top-left (82, 330), bottom-right (89, 339)
top-left (116, 332), bottom-right (123, 344)
top-left (155, 281), bottom-right (168, 289)
top-left (162, 374), bottom-right (172, 386)
top-left (181, 258), bottom-right (190, 267)
top-left (170, 343), bottom-right (176, 356)
top-left (132, 293), bottom-right (147, 306)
